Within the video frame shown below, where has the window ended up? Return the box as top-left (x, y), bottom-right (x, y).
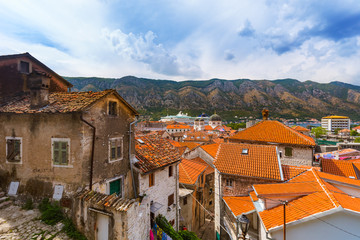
top-left (242, 148), bottom-right (248, 155)
top-left (201, 174), bottom-right (204, 184)
top-left (226, 179), bottom-right (233, 187)
top-left (108, 101), bottom-right (117, 116)
top-left (109, 137), bottom-right (123, 162)
top-left (52, 138), bottom-right (70, 166)
top-left (285, 147), bottom-right (293, 157)
top-left (6, 137), bottom-right (22, 163)
top-left (19, 61), bottom-right (30, 73)
top-left (149, 173), bottom-right (155, 187)
top-left (168, 193), bottom-right (174, 206)
top-left (169, 165), bottom-right (173, 177)
top-left (183, 196), bottom-right (187, 205)
top-left (109, 178), bottom-right (122, 197)
top-left (209, 188), bottom-right (213, 195)
top-left (279, 151), bottom-right (283, 158)
top-left (209, 200), bottom-right (213, 205)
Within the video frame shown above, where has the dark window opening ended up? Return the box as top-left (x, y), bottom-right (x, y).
top-left (149, 173), bottom-right (155, 187)
top-left (6, 139), bottom-right (21, 162)
top-left (20, 61), bottom-right (29, 73)
top-left (183, 196), bottom-right (187, 205)
top-left (108, 101), bottom-right (117, 115)
top-left (168, 194), bottom-right (174, 206)
top-left (169, 165), bottom-right (173, 177)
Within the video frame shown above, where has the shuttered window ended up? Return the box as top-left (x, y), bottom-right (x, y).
top-left (6, 138), bottom-right (21, 162)
top-left (149, 173), bottom-right (155, 187)
top-left (168, 194), bottom-right (174, 206)
top-left (285, 147), bottom-right (293, 157)
top-left (109, 137), bottom-right (123, 162)
top-left (109, 178), bottom-right (122, 197)
top-left (53, 141), bottom-right (69, 165)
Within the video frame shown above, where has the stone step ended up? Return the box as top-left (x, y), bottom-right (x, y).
top-left (0, 191), bottom-right (5, 198)
top-left (0, 196), bottom-right (9, 203)
top-left (0, 199), bottom-right (11, 209)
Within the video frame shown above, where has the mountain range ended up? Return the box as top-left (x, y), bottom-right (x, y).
top-left (64, 76), bottom-right (360, 121)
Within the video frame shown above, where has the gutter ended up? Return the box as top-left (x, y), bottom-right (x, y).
top-left (129, 118), bottom-right (138, 198)
top-left (80, 114), bottom-right (96, 190)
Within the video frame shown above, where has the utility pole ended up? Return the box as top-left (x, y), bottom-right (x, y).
top-left (283, 201), bottom-right (287, 240)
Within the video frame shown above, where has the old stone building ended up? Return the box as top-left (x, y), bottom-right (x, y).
top-left (0, 52), bottom-right (72, 103)
top-left (134, 135), bottom-right (181, 238)
top-left (229, 120), bottom-right (316, 166)
top-left (0, 80), bottom-right (138, 202)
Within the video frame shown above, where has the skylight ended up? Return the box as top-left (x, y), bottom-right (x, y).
top-left (242, 149), bottom-right (249, 155)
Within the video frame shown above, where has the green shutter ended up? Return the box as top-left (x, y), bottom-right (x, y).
top-left (53, 141), bottom-right (68, 165)
top-left (109, 179), bottom-right (122, 196)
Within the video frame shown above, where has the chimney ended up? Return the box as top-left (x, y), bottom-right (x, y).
top-left (28, 72), bottom-right (50, 109)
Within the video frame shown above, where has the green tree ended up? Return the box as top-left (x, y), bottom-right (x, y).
top-left (226, 122), bottom-right (246, 130)
top-left (350, 130), bottom-right (359, 136)
top-left (355, 137), bottom-right (360, 143)
top-left (311, 127), bottom-right (327, 138)
top-left (334, 128), bottom-right (342, 135)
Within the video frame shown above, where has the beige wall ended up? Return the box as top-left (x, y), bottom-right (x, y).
top-left (278, 145), bottom-right (313, 166)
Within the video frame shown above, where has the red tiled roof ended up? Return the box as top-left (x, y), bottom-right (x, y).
top-left (189, 157), bottom-right (214, 175)
top-left (223, 196), bottom-right (255, 216)
top-left (292, 125), bottom-right (310, 132)
top-left (179, 159), bottom-right (207, 185)
top-left (167, 124), bottom-right (191, 129)
top-left (214, 143), bottom-right (283, 180)
top-left (0, 89), bottom-right (138, 114)
top-left (353, 126), bottom-right (360, 130)
top-left (281, 165), bottom-right (312, 181)
top-left (200, 143), bottom-right (220, 158)
top-left (253, 168), bottom-right (360, 231)
top-left (178, 142), bottom-right (201, 150)
top-left (135, 135), bottom-right (181, 173)
top-left (204, 125), bottom-right (214, 131)
top-left (321, 158), bottom-right (359, 179)
top-left (229, 120), bottom-right (315, 146)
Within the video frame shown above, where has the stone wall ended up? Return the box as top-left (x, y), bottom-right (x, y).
top-left (138, 163), bottom-right (179, 231)
top-left (278, 145), bottom-right (313, 166)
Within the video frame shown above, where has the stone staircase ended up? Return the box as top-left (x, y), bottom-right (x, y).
top-left (0, 188), bottom-right (12, 209)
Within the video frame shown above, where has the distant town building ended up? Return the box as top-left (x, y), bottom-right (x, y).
top-left (321, 115), bottom-right (350, 132)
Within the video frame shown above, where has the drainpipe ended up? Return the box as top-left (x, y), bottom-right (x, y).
top-left (129, 118), bottom-right (138, 199)
top-left (80, 114), bottom-right (96, 190)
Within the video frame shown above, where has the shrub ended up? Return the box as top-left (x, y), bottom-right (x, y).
top-left (155, 214), bottom-right (182, 240)
top-left (38, 199), bottom-right (63, 225)
top-left (22, 198), bottom-right (33, 210)
top-left (63, 218), bottom-right (87, 240)
top-left (179, 230), bottom-right (201, 240)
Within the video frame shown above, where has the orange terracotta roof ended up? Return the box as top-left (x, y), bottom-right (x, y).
top-left (178, 142), bottom-right (201, 150)
top-left (223, 196), bottom-right (255, 216)
top-left (189, 157), bottom-right (214, 175)
top-left (254, 168), bottom-right (360, 231)
top-left (179, 159), bottom-right (207, 185)
top-left (204, 125), bottom-right (214, 131)
top-left (281, 165), bottom-right (309, 181)
top-left (292, 125), bottom-right (310, 132)
top-left (321, 158), bottom-right (358, 179)
top-left (167, 124), bottom-right (191, 129)
top-left (253, 182), bottom-right (321, 197)
top-left (200, 143), bottom-right (220, 158)
top-left (353, 126), bottom-right (360, 130)
top-left (214, 143), bottom-right (283, 180)
top-left (259, 191), bottom-right (335, 231)
top-left (166, 139), bottom-right (182, 148)
top-left (322, 115), bottom-right (349, 119)
top-left (183, 131), bottom-right (215, 142)
top-left (0, 90), bottom-right (122, 113)
top-left (229, 120), bottom-right (315, 146)
top-left (339, 129), bottom-right (351, 133)
top-left (135, 135), bottom-right (182, 173)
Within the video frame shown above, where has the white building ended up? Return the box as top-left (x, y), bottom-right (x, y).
top-left (321, 115), bottom-right (350, 132)
top-left (160, 111), bottom-right (195, 124)
top-left (134, 135), bottom-right (181, 238)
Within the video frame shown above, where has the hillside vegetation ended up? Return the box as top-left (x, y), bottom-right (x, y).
top-left (64, 76), bottom-right (360, 121)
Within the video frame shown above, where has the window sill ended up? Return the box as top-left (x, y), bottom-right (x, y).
top-left (109, 158), bottom-right (124, 163)
top-left (6, 161), bottom-right (22, 165)
top-left (52, 164), bottom-right (73, 168)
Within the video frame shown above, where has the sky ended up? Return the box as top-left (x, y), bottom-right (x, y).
top-left (0, 0), bottom-right (360, 84)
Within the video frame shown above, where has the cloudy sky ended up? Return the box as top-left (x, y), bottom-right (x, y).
top-left (1, 0), bottom-right (360, 84)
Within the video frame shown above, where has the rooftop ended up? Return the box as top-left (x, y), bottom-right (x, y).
top-left (223, 196), bottom-right (255, 216)
top-left (135, 135), bottom-right (182, 173)
top-left (322, 115), bottom-right (349, 119)
top-left (179, 158), bottom-right (207, 185)
top-left (229, 120), bottom-right (315, 146)
top-left (214, 143), bottom-right (283, 181)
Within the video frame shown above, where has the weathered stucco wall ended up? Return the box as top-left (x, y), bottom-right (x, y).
top-left (0, 112), bottom-right (88, 198)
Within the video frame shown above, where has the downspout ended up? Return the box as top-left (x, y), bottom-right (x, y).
top-left (80, 114), bottom-right (96, 190)
top-left (129, 118), bottom-right (138, 199)
top-left (175, 162), bottom-right (179, 231)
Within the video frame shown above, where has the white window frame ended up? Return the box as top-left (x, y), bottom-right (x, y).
top-left (5, 136), bottom-right (22, 164)
top-left (106, 175), bottom-right (124, 197)
top-left (51, 138), bottom-right (72, 168)
top-left (108, 137), bottom-right (124, 163)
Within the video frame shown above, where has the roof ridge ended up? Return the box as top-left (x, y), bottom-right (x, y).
top-left (277, 121), bottom-right (314, 145)
top-left (311, 169), bottom-right (339, 208)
